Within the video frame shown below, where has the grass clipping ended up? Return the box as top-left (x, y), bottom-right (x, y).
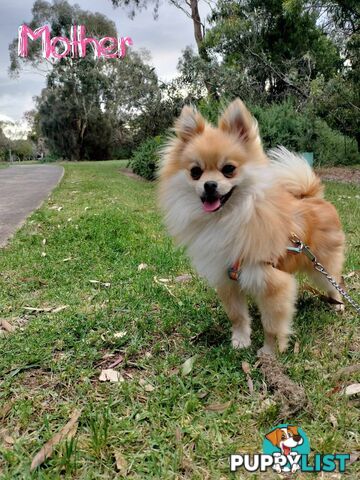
top-left (258, 353), bottom-right (309, 420)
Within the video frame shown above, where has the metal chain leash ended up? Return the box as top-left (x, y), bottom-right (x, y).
top-left (290, 234), bottom-right (360, 315)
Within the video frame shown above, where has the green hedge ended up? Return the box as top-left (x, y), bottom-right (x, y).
top-left (252, 101), bottom-right (359, 166)
top-left (128, 135), bottom-right (165, 180)
top-left (129, 100), bottom-right (359, 180)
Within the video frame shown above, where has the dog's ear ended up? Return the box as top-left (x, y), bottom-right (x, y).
top-left (288, 426), bottom-right (299, 436)
top-left (175, 105), bottom-right (205, 142)
top-left (219, 98), bottom-right (259, 144)
top-left (265, 428), bottom-right (282, 446)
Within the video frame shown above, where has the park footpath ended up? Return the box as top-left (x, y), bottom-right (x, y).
top-left (0, 165), bottom-right (64, 247)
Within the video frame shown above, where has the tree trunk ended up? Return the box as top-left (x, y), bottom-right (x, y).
top-left (190, 0), bottom-right (203, 47)
top-left (189, 0), bottom-right (218, 99)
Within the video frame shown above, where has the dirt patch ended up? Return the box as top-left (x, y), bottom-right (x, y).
top-left (258, 353), bottom-right (310, 420)
top-left (20, 368), bottom-right (63, 392)
top-left (119, 168), bottom-right (147, 181)
top-left (316, 166), bottom-right (360, 184)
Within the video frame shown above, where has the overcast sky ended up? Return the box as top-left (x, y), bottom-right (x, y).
top-left (0, 0), bottom-right (212, 124)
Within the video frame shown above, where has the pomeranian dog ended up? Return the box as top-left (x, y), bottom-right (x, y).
top-left (158, 99), bottom-right (345, 354)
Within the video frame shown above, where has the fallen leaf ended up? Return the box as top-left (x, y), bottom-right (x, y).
top-left (0, 319), bottom-right (16, 333)
top-left (174, 274), bottom-right (192, 283)
top-left (197, 391), bottom-right (209, 399)
top-left (30, 409), bottom-right (81, 471)
top-left (42, 239), bottom-right (46, 245)
top-left (114, 331), bottom-right (127, 339)
top-left (343, 383), bottom-right (360, 396)
top-left (241, 362), bottom-right (254, 393)
top-left (89, 280), bottom-right (111, 288)
top-left (241, 362), bottom-right (251, 375)
top-left (139, 379), bottom-right (155, 392)
top-left (41, 252), bottom-right (47, 257)
top-left (348, 451), bottom-right (360, 466)
top-left (4, 435), bottom-right (15, 445)
top-left (175, 427), bottom-right (182, 443)
top-left (329, 413), bottom-right (338, 428)
top-left (247, 377), bottom-right (254, 394)
top-left (99, 369), bottom-right (124, 383)
top-left (294, 341), bottom-right (300, 354)
top-left (62, 257), bottom-right (73, 262)
top-left (114, 450), bottom-right (128, 474)
top-left (301, 284), bottom-right (344, 305)
top-left (158, 278), bottom-right (170, 283)
top-left (1, 401), bottom-right (14, 420)
top-left (205, 401), bottom-right (232, 412)
top-left (181, 355), bottom-right (197, 376)
top-left (137, 263), bottom-right (148, 271)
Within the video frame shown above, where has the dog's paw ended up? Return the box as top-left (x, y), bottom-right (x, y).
top-left (231, 334), bottom-right (251, 350)
top-left (257, 344), bottom-right (275, 357)
top-left (333, 302), bottom-right (345, 313)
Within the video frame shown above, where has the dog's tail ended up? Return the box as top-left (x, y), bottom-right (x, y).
top-left (268, 146), bottom-right (324, 199)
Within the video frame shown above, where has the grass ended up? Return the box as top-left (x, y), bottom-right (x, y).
top-left (0, 160), bottom-right (359, 479)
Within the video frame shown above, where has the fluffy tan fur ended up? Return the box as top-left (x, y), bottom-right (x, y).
top-left (158, 99), bottom-right (345, 354)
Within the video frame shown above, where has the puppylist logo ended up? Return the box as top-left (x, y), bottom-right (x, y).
top-left (230, 424), bottom-right (350, 474)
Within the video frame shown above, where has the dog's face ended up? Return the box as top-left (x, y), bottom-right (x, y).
top-left (163, 99), bottom-right (267, 214)
top-left (266, 426), bottom-right (303, 454)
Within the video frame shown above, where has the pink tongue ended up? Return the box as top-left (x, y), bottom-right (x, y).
top-left (203, 199), bottom-right (221, 212)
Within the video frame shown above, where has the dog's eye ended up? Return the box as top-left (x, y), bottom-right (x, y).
top-left (222, 164), bottom-right (236, 178)
top-left (190, 166), bottom-right (203, 180)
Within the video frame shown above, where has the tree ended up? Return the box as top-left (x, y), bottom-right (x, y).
top-left (9, 0), bottom-right (167, 160)
top-left (110, 0), bottom-right (218, 97)
top-left (200, 0), bottom-right (341, 101)
top-left (0, 126), bottom-right (10, 161)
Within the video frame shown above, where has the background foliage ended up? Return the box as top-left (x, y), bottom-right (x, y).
top-left (4, 0), bottom-right (359, 168)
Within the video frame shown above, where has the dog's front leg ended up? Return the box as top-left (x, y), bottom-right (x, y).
top-left (217, 283), bottom-right (251, 349)
top-left (256, 269), bottom-right (297, 355)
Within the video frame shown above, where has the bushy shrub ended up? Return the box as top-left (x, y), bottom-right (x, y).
top-left (312, 118), bottom-right (359, 166)
top-left (128, 135), bottom-right (165, 180)
top-left (252, 101), bottom-right (359, 166)
top-left (198, 98), bottom-right (222, 124)
top-left (40, 153), bottom-right (59, 163)
top-left (252, 101), bottom-right (313, 152)
top-left (130, 100), bottom-right (358, 179)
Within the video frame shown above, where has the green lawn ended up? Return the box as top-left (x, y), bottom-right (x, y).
top-left (0, 161), bottom-right (359, 479)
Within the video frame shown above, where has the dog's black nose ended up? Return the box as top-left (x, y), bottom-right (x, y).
top-left (293, 435), bottom-right (302, 442)
top-left (204, 181), bottom-right (218, 194)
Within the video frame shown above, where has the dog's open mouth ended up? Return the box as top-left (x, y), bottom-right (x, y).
top-left (201, 187), bottom-right (236, 213)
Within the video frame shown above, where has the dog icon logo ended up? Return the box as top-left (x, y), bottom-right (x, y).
top-left (263, 424), bottom-right (310, 473)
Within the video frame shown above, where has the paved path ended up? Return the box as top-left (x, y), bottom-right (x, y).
top-left (0, 165), bottom-right (64, 247)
